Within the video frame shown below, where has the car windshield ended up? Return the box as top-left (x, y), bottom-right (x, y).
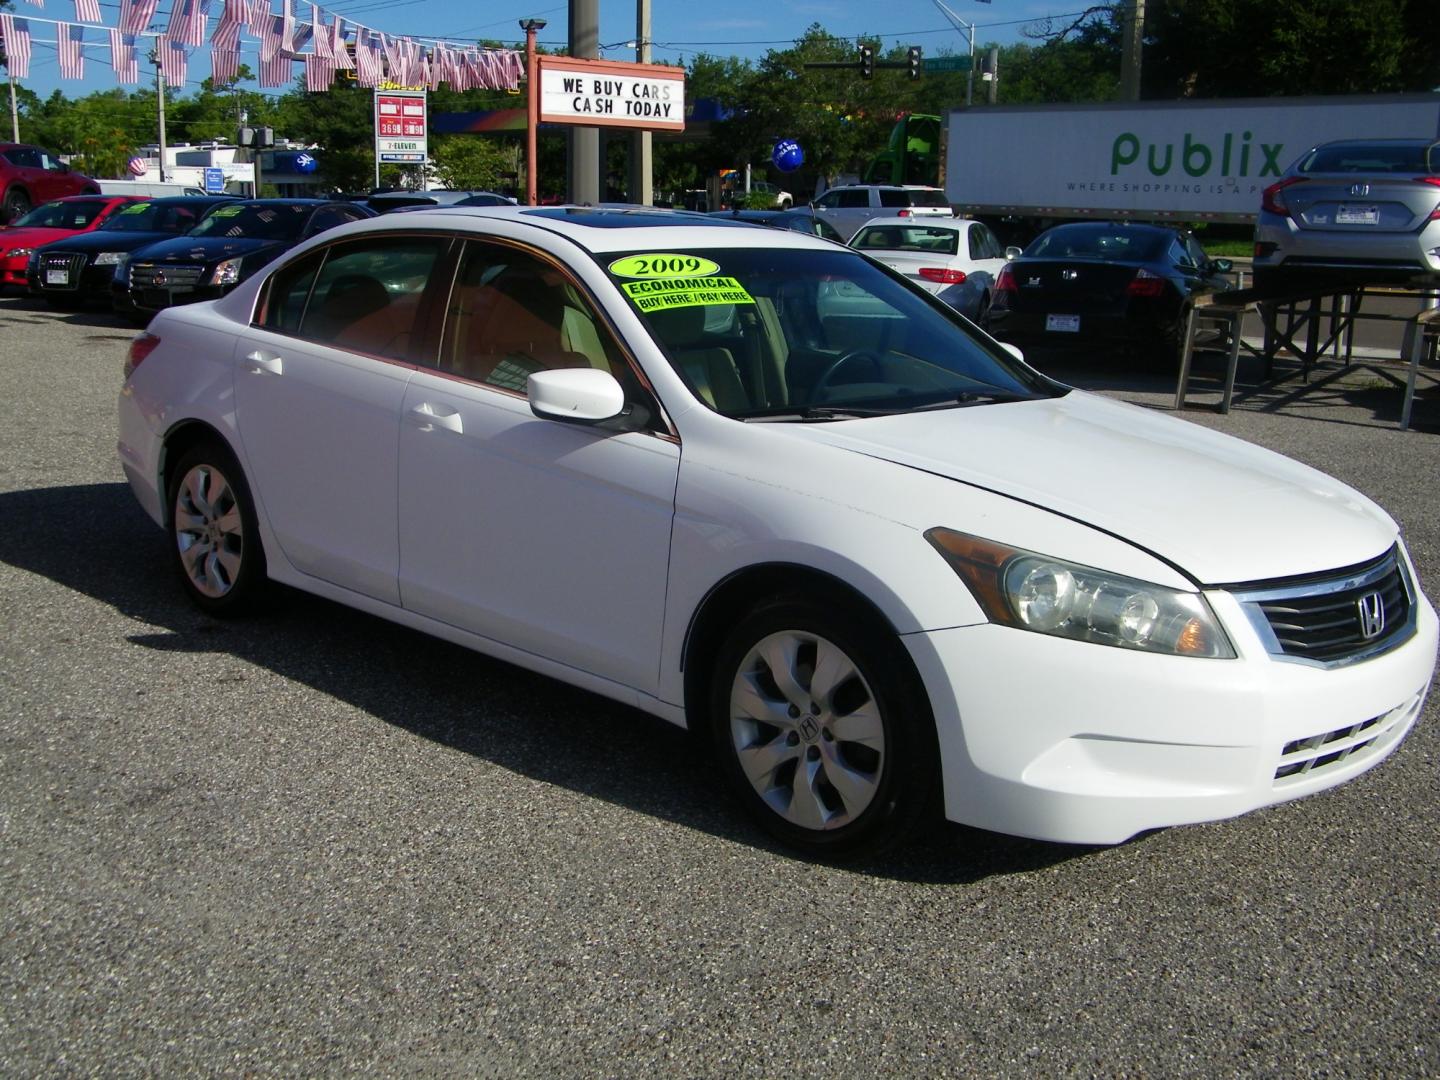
top-left (99, 201), bottom-right (206, 233)
top-left (1026, 226), bottom-right (1167, 262)
top-left (188, 202), bottom-right (311, 240)
top-left (853, 225), bottom-right (959, 255)
top-left (13, 199), bottom-right (111, 229)
top-left (1299, 142), bottom-right (1438, 175)
top-left (604, 246), bottom-right (1061, 420)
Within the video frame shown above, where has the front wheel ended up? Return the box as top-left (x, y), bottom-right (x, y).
top-left (166, 441), bottom-right (268, 615)
top-left (708, 598), bottom-right (939, 857)
top-left (2, 186), bottom-right (31, 225)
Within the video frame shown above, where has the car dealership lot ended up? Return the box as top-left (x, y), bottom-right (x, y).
top-left (1, 295), bottom-right (1436, 1075)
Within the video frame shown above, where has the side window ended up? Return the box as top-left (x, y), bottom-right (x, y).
top-left (440, 240), bottom-right (641, 398)
top-left (838, 189), bottom-right (870, 209)
top-left (1169, 239), bottom-right (1193, 268)
top-left (815, 191), bottom-right (842, 210)
top-left (296, 237), bottom-right (447, 359)
top-left (879, 190), bottom-right (908, 209)
top-left (308, 207), bottom-right (356, 235)
top-left (1184, 235), bottom-right (1208, 268)
top-left (258, 249), bottom-right (326, 334)
top-left (6, 147), bottom-right (39, 168)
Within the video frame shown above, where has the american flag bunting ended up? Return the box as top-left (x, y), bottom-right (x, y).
top-left (57, 22), bottom-right (84, 79)
top-left (0, 15), bottom-right (33, 78)
top-left (110, 28), bottom-right (139, 83)
top-left (74, 0), bottom-right (102, 23)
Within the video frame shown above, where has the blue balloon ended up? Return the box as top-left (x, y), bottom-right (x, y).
top-left (772, 139), bottom-right (804, 173)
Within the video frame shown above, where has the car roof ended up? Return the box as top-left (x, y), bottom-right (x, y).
top-left (326, 205), bottom-right (838, 254)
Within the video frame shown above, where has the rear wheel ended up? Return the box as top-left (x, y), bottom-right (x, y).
top-left (708, 597), bottom-right (939, 857)
top-left (166, 441), bottom-right (268, 615)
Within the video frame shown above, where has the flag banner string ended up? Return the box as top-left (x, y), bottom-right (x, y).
top-left (1, 0), bottom-right (523, 90)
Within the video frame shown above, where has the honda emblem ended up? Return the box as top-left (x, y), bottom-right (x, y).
top-left (1356, 592), bottom-right (1386, 640)
top-left (1349, 183), bottom-right (1370, 197)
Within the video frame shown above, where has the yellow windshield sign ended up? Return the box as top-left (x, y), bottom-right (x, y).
top-left (621, 276), bottom-right (754, 312)
top-left (608, 253), bottom-right (721, 279)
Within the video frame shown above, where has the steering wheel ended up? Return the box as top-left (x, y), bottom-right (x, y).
top-left (809, 349), bottom-right (884, 404)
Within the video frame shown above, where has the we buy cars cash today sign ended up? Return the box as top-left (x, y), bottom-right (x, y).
top-left (538, 57), bottom-right (685, 132)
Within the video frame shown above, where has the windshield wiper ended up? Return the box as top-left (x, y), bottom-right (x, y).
top-left (910, 390), bottom-right (1033, 410)
top-left (740, 405), bottom-right (904, 422)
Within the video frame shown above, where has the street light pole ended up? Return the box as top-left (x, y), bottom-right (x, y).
top-left (520, 18), bottom-right (547, 206)
top-left (149, 52), bottom-right (169, 182)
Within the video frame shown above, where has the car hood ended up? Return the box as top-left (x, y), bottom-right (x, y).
top-left (43, 229), bottom-right (178, 253)
top-left (129, 235), bottom-right (288, 263)
top-left (781, 390), bottom-right (1396, 585)
top-left (0, 226), bottom-right (77, 254)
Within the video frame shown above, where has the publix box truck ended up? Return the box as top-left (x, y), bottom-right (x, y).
top-left (944, 94), bottom-right (1440, 228)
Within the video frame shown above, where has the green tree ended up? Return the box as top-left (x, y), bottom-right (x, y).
top-left (430, 133), bottom-right (511, 190)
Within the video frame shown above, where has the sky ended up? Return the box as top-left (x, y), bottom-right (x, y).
top-left (6, 0), bottom-right (1083, 103)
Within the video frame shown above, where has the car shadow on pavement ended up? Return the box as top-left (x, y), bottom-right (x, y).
top-left (0, 481), bottom-right (1101, 884)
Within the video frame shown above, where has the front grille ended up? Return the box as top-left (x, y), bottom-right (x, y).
top-left (1232, 547), bottom-right (1416, 666)
top-left (1273, 692), bottom-right (1421, 785)
top-left (38, 251), bottom-right (86, 290)
top-left (130, 263), bottom-right (205, 289)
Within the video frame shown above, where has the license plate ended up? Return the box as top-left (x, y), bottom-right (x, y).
top-left (141, 289), bottom-right (171, 308)
top-left (1046, 314), bottom-right (1081, 333)
top-left (1336, 205), bottom-right (1379, 225)
top-left (45, 269), bottom-right (69, 285)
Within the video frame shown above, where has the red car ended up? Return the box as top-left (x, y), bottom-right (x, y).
top-left (0, 195), bottom-right (142, 288)
top-left (1, 143), bottom-right (102, 224)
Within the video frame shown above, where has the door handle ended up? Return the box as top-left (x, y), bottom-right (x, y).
top-left (408, 402), bottom-right (463, 434)
top-left (243, 350), bottom-right (282, 375)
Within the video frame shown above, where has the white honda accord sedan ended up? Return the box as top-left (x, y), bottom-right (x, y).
top-left (117, 207), bottom-right (1437, 857)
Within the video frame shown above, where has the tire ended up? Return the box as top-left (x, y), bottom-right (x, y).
top-left (707, 596), bottom-right (939, 858)
top-left (2, 186), bottom-right (31, 225)
top-left (166, 440), bottom-right (268, 616)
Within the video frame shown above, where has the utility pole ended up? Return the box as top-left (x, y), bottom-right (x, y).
top-left (8, 74), bottom-right (18, 142)
top-left (567, 0), bottom-right (600, 205)
top-left (1120, 0), bottom-right (1144, 101)
top-left (985, 46), bottom-right (998, 104)
top-left (627, 0), bottom-right (652, 206)
top-left (521, 17), bottom-right (546, 206)
top-left (150, 52), bottom-right (169, 182)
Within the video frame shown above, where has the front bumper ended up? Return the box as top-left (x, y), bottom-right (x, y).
top-left (906, 583), bottom-right (1437, 844)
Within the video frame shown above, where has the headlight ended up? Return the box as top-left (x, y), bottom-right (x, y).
top-left (209, 258), bottom-right (243, 286)
top-left (94, 251), bottom-right (127, 266)
top-left (9, 247), bottom-right (34, 260)
top-left (926, 528), bottom-right (1235, 658)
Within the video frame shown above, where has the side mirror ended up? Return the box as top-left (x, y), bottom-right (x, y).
top-left (1211, 258), bottom-right (1234, 273)
top-left (1004, 246), bottom-right (1023, 261)
top-left (528, 368), bottom-right (626, 424)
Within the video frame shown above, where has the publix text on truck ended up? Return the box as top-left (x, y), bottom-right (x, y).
top-left (943, 95), bottom-right (1440, 224)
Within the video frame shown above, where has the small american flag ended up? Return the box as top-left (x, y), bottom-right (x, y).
top-left (304, 54), bottom-right (333, 92)
top-left (157, 33), bottom-right (187, 84)
top-left (258, 47), bottom-right (290, 87)
top-left (110, 27), bottom-right (139, 84)
top-left (119, 0), bottom-right (159, 35)
top-left (57, 22), bottom-right (85, 80)
top-left (0, 15), bottom-right (33, 78)
top-left (74, 0), bottom-right (101, 23)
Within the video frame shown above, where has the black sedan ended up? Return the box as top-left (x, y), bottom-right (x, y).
top-left (985, 222), bottom-right (1234, 364)
top-left (113, 198), bottom-right (374, 323)
top-left (29, 196), bottom-right (237, 308)
top-left (707, 208), bottom-right (845, 242)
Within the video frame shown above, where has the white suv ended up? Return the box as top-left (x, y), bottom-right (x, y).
top-left (810, 184), bottom-right (953, 241)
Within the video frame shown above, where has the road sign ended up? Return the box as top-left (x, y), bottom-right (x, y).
top-left (924, 55), bottom-right (973, 73)
top-left (203, 167), bottom-right (225, 193)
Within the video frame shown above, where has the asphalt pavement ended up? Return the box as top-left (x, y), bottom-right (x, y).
top-left (1, 293), bottom-right (1437, 1077)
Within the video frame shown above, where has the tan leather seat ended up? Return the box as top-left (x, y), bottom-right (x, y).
top-left (646, 305), bottom-right (748, 413)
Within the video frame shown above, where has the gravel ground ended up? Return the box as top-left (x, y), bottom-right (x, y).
top-left (1, 294), bottom-right (1437, 1077)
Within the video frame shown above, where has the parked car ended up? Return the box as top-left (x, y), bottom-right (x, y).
top-left (28, 196), bottom-right (238, 307)
top-left (0, 194), bottom-right (141, 289)
top-left (0, 143), bottom-right (102, 224)
top-left (986, 222), bottom-right (1234, 363)
top-left (117, 206), bottom-right (1435, 857)
top-left (809, 184), bottom-right (952, 242)
top-left (113, 198), bottom-right (374, 323)
top-left (1253, 137), bottom-right (1440, 293)
top-left (849, 217), bottom-right (1008, 321)
top-left (367, 189), bottom-right (515, 213)
top-left (708, 208), bottom-right (844, 242)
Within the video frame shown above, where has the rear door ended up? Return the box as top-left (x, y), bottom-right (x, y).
top-left (233, 233), bottom-right (452, 604)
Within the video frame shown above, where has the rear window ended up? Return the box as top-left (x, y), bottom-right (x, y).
top-left (852, 224), bottom-right (959, 255)
top-left (1298, 142), bottom-right (1438, 175)
top-left (906, 189), bottom-right (951, 208)
top-left (1027, 226), bottom-right (1167, 262)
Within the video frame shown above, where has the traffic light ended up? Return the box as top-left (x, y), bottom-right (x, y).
top-left (858, 44), bottom-right (874, 79)
top-left (908, 46), bottom-right (922, 80)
